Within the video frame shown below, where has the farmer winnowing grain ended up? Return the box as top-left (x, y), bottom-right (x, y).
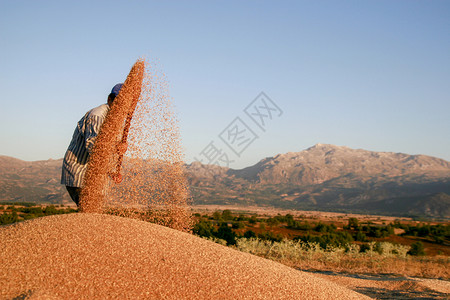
top-left (61, 83), bottom-right (127, 207)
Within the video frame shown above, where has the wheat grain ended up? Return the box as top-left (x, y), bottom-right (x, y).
top-left (0, 213), bottom-right (371, 299)
top-left (80, 59), bottom-right (192, 231)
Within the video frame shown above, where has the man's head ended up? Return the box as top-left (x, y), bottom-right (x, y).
top-left (107, 83), bottom-right (124, 106)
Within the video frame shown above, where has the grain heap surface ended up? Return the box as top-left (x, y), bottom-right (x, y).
top-left (0, 214), bottom-right (370, 299)
top-left (81, 59), bottom-right (192, 231)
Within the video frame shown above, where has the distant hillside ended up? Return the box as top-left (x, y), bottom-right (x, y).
top-left (0, 156), bottom-right (70, 204)
top-left (186, 144), bottom-right (450, 219)
top-left (1, 144), bottom-right (449, 218)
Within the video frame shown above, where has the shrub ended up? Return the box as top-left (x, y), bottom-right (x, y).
top-left (257, 231), bottom-right (283, 243)
top-left (288, 220), bottom-right (312, 231)
top-left (0, 212), bottom-right (19, 225)
top-left (377, 242), bottom-right (410, 257)
top-left (212, 211), bottom-right (222, 221)
top-left (297, 232), bottom-right (353, 249)
top-left (266, 217), bottom-right (280, 227)
top-left (43, 205), bottom-right (58, 215)
top-left (221, 210), bottom-right (233, 221)
top-left (347, 217), bottom-right (360, 230)
top-left (243, 230), bottom-right (257, 239)
top-left (193, 220), bottom-right (215, 238)
top-left (216, 223), bottom-right (236, 246)
top-left (314, 222), bottom-right (336, 233)
top-left (408, 241), bottom-right (425, 256)
top-left (232, 221), bottom-right (245, 229)
top-left (355, 231), bottom-right (367, 242)
top-left (236, 214), bottom-right (248, 221)
top-left (21, 207), bottom-right (43, 216)
top-left (249, 216), bottom-right (257, 224)
top-left (204, 236), bottom-right (227, 246)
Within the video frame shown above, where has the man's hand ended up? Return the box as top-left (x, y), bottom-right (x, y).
top-left (111, 172), bottom-right (123, 184)
top-left (117, 142), bottom-right (128, 156)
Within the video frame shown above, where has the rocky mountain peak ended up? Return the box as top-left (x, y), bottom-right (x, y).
top-left (306, 143), bottom-right (346, 151)
top-left (233, 144), bottom-right (450, 185)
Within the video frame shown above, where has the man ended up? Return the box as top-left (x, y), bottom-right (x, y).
top-left (61, 83), bottom-right (123, 207)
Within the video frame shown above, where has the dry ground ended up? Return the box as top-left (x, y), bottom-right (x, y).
top-left (311, 271), bottom-right (450, 299)
top-left (192, 204), bottom-right (414, 222)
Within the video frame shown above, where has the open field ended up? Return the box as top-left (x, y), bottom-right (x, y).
top-left (193, 205), bottom-right (450, 255)
top-left (193, 206), bottom-right (450, 298)
top-left (192, 205), bottom-right (415, 222)
top-left (192, 205), bottom-right (450, 278)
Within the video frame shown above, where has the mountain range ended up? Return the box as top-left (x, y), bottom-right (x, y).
top-left (186, 144), bottom-right (450, 218)
top-left (0, 156), bottom-right (70, 204)
top-left (1, 144), bottom-right (449, 218)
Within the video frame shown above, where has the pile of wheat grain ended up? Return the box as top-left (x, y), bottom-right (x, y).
top-left (0, 213), bottom-right (370, 299)
top-left (81, 59), bottom-right (192, 232)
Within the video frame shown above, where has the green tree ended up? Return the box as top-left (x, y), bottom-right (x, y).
top-left (216, 223), bottom-right (236, 245)
top-left (212, 211), bottom-right (222, 221)
top-left (267, 217), bottom-right (279, 227)
top-left (408, 241), bottom-right (425, 256)
top-left (285, 214), bottom-right (294, 223)
top-left (314, 222), bottom-right (336, 233)
top-left (348, 218), bottom-right (360, 230)
top-left (257, 231), bottom-right (283, 242)
top-left (237, 214), bottom-right (248, 221)
top-left (286, 214), bottom-right (295, 227)
top-left (249, 215), bottom-right (257, 224)
top-left (43, 205), bottom-right (58, 215)
top-left (232, 221), bottom-right (245, 229)
top-left (193, 220), bottom-right (215, 238)
top-left (355, 231), bottom-right (367, 242)
top-left (243, 230), bottom-right (257, 238)
top-left (221, 210), bottom-right (233, 221)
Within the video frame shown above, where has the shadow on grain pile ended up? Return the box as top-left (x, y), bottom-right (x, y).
top-left (0, 214), bottom-right (371, 299)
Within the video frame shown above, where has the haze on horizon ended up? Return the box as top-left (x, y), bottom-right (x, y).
top-left (1, 1), bottom-right (449, 169)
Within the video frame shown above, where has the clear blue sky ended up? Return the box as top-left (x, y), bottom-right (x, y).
top-left (1, 0), bottom-right (449, 169)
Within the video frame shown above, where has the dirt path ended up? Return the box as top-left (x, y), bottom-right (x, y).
top-left (308, 270), bottom-right (450, 299)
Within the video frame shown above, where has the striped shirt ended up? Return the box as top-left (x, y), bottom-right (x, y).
top-left (61, 104), bottom-right (109, 187)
